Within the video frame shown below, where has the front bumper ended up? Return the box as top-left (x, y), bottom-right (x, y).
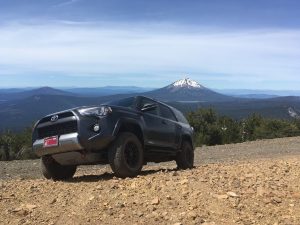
top-left (33, 132), bottom-right (84, 157)
top-left (32, 109), bottom-right (117, 157)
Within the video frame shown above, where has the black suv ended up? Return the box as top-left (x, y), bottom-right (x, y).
top-left (32, 96), bottom-right (194, 180)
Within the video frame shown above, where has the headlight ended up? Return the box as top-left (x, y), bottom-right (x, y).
top-left (78, 106), bottom-right (112, 117)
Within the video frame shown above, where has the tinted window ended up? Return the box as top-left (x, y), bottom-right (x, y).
top-left (106, 97), bottom-right (136, 108)
top-left (140, 98), bottom-right (158, 115)
top-left (174, 109), bottom-right (189, 124)
top-left (159, 104), bottom-right (177, 121)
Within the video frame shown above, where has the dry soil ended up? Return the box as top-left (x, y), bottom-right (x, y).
top-left (1, 137), bottom-right (300, 225)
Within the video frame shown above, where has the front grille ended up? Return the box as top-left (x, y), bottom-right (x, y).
top-left (37, 120), bottom-right (77, 139)
top-left (39, 111), bottom-right (74, 124)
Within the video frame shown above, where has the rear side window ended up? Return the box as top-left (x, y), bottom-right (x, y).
top-left (159, 104), bottom-right (177, 121)
top-left (174, 109), bottom-right (189, 124)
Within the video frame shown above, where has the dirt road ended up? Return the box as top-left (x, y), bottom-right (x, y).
top-left (1, 137), bottom-right (300, 225)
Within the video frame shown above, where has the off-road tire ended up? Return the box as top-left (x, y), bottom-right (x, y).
top-left (108, 132), bottom-right (144, 178)
top-left (176, 141), bottom-right (194, 169)
top-left (41, 155), bottom-right (77, 180)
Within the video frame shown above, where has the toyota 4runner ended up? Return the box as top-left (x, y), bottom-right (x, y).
top-left (32, 96), bottom-right (194, 180)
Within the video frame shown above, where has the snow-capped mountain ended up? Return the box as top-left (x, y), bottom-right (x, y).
top-left (171, 78), bottom-right (203, 89)
top-left (145, 78), bottom-right (235, 102)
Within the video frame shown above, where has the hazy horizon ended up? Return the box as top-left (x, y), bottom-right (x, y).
top-left (2, 82), bottom-right (300, 93)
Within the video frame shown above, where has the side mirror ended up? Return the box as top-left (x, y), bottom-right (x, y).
top-left (141, 103), bottom-right (157, 112)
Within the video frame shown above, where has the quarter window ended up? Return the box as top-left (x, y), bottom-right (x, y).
top-left (174, 109), bottom-right (189, 124)
top-left (159, 104), bottom-right (177, 121)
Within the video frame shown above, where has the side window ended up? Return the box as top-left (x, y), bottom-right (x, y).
top-left (140, 98), bottom-right (158, 116)
top-left (159, 104), bottom-right (177, 121)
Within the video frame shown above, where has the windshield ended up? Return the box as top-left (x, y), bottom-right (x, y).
top-left (105, 97), bottom-right (136, 109)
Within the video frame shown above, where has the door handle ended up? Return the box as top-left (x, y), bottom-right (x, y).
top-left (177, 125), bottom-right (182, 130)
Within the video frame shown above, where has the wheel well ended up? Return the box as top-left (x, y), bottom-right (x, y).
top-left (118, 123), bottom-right (144, 145)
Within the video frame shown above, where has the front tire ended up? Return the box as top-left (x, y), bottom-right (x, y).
top-left (176, 141), bottom-right (194, 169)
top-left (108, 132), bottom-right (144, 178)
top-left (41, 155), bottom-right (77, 180)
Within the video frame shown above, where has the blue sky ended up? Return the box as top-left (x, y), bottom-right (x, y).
top-left (0, 0), bottom-right (299, 89)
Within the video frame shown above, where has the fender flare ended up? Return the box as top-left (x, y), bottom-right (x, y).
top-left (112, 118), bottom-right (145, 143)
top-left (180, 133), bottom-right (195, 150)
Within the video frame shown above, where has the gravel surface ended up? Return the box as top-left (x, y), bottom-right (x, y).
top-left (1, 136), bottom-right (300, 180)
top-left (0, 137), bottom-right (300, 225)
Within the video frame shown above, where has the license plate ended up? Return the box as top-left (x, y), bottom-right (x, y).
top-left (44, 136), bottom-right (58, 148)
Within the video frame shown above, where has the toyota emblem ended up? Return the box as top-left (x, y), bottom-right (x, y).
top-left (51, 115), bottom-right (59, 122)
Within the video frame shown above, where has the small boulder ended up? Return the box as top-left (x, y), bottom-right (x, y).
top-left (151, 197), bottom-right (160, 205)
top-left (227, 192), bottom-right (239, 198)
top-left (215, 194), bottom-right (228, 200)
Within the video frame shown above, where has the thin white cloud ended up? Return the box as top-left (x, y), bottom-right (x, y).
top-left (54, 0), bottom-right (81, 7)
top-left (0, 22), bottom-right (299, 88)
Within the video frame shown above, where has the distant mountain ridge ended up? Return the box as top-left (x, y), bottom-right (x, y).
top-left (0, 86), bottom-right (154, 100)
top-left (1, 78), bottom-right (300, 130)
top-left (0, 78), bottom-right (235, 102)
top-left (2, 82), bottom-right (300, 100)
top-left (217, 89), bottom-right (300, 97)
top-left (64, 86), bottom-right (153, 96)
top-left (232, 94), bottom-right (278, 99)
top-left (0, 87), bottom-right (75, 101)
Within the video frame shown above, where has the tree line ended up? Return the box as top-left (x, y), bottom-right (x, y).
top-left (0, 127), bottom-right (36, 161)
top-left (187, 108), bottom-right (300, 146)
top-left (1, 108), bottom-right (300, 160)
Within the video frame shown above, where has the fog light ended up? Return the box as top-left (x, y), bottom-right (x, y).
top-left (93, 124), bottom-right (100, 132)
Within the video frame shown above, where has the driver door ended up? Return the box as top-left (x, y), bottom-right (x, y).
top-left (138, 97), bottom-right (163, 147)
